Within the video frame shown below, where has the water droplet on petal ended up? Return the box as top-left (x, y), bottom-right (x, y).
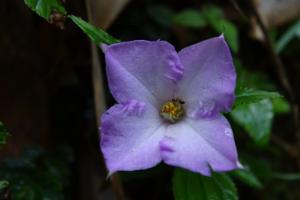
top-left (224, 128), bottom-right (233, 138)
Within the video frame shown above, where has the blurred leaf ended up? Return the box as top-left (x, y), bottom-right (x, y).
top-left (24, 0), bottom-right (66, 20)
top-left (0, 181), bottom-right (9, 190)
top-left (276, 20), bottom-right (300, 53)
top-left (69, 15), bottom-right (120, 45)
top-left (202, 4), bottom-right (223, 20)
top-left (0, 122), bottom-right (9, 147)
top-left (239, 155), bottom-right (272, 183)
top-left (231, 99), bottom-right (274, 146)
top-left (231, 168), bottom-right (262, 188)
top-left (271, 172), bottom-right (300, 181)
top-left (148, 5), bottom-right (174, 27)
top-left (173, 168), bottom-right (238, 200)
top-left (173, 9), bottom-right (206, 28)
top-left (234, 88), bottom-right (281, 108)
top-left (272, 98), bottom-right (290, 114)
top-left (211, 19), bottom-right (238, 53)
top-left (202, 5), bottom-right (238, 53)
top-left (0, 146), bottom-right (73, 200)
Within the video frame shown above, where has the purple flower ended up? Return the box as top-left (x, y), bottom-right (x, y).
top-left (100, 35), bottom-right (240, 176)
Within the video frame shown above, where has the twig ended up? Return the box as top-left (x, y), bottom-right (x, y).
top-left (247, 0), bottom-right (300, 155)
top-left (229, 0), bottom-right (300, 163)
top-left (229, 0), bottom-right (300, 170)
top-left (228, 0), bottom-right (248, 22)
top-left (271, 135), bottom-right (299, 158)
top-left (85, 0), bottom-right (127, 199)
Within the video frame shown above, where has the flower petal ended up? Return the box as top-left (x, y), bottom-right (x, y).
top-left (103, 40), bottom-right (184, 107)
top-left (160, 115), bottom-right (239, 176)
top-left (100, 100), bottom-right (164, 175)
top-left (178, 36), bottom-right (236, 118)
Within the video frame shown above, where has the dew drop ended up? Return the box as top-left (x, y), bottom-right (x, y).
top-left (224, 128), bottom-right (233, 137)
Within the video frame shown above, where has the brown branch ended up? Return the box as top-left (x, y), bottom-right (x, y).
top-left (271, 135), bottom-right (299, 158)
top-left (228, 0), bottom-right (248, 22)
top-left (229, 0), bottom-right (300, 168)
top-left (85, 0), bottom-right (127, 199)
top-left (247, 0), bottom-right (300, 153)
top-left (229, 0), bottom-right (300, 156)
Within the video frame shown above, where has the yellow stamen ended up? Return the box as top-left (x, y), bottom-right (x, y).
top-left (160, 99), bottom-right (185, 123)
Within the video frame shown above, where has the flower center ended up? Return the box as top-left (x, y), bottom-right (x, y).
top-left (160, 98), bottom-right (185, 123)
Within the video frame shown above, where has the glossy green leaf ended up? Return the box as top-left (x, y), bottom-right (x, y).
top-left (69, 15), bottom-right (120, 45)
top-left (231, 99), bottom-right (274, 146)
top-left (24, 0), bottom-right (66, 20)
top-left (173, 9), bottom-right (206, 28)
top-left (276, 20), bottom-right (300, 53)
top-left (173, 168), bottom-right (238, 200)
top-left (0, 122), bottom-right (9, 147)
top-left (231, 168), bottom-right (262, 188)
top-left (235, 62), bottom-right (290, 113)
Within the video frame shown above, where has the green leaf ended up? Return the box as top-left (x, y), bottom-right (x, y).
top-left (24, 0), bottom-right (66, 20)
top-left (234, 88), bottom-right (281, 109)
top-left (173, 168), bottom-right (238, 200)
top-left (147, 5), bottom-right (175, 27)
top-left (0, 146), bottom-right (73, 200)
top-left (231, 99), bottom-right (274, 146)
top-left (202, 5), bottom-right (223, 20)
top-left (68, 15), bottom-right (120, 45)
top-left (0, 122), bottom-right (9, 146)
top-left (202, 5), bottom-right (238, 53)
top-left (271, 172), bottom-right (300, 181)
top-left (173, 9), bottom-right (206, 28)
top-left (210, 19), bottom-right (238, 53)
top-left (239, 155), bottom-right (272, 182)
top-left (0, 180), bottom-right (9, 190)
top-left (231, 168), bottom-right (262, 188)
top-left (272, 98), bottom-right (290, 114)
top-left (276, 20), bottom-right (300, 53)
top-left (235, 62), bottom-right (290, 113)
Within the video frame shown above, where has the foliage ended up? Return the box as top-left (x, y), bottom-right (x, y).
top-left (230, 167), bottom-right (262, 189)
top-left (0, 146), bottom-right (73, 200)
top-left (233, 88), bottom-right (281, 109)
top-left (0, 180), bottom-right (9, 190)
top-left (0, 122), bottom-right (9, 147)
top-left (147, 5), bottom-right (175, 27)
top-left (69, 15), bottom-right (120, 45)
top-left (173, 168), bottom-right (238, 200)
top-left (24, 0), bottom-right (119, 45)
top-left (24, 0), bottom-right (66, 20)
top-left (230, 62), bottom-right (290, 146)
top-left (271, 172), bottom-right (300, 181)
top-left (276, 20), bottom-right (300, 53)
top-left (173, 5), bottom-right (238, 53)
top-left (232, 99), bottom-right (274, 146)
top-left (173, 9), bottom-right (206, 28)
